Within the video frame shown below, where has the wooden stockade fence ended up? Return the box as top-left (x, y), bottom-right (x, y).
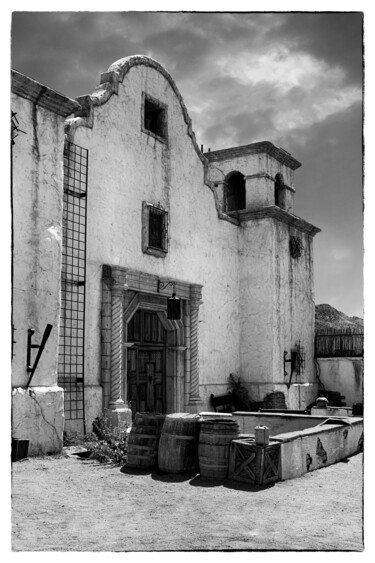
top-left (315, 328), bottom-right (363, 358)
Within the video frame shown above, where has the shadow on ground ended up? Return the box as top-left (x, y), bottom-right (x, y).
top-left (189, 474), bottom-right (274, 492)
top-left (119, 462), bottom-right (276, 491)
top-left (120, 464), bottom-right (153, 476)
top-left (150, 469), bottom-right (195, 483)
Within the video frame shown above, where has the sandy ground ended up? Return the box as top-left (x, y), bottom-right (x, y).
top-left (11, 449), bottom-right (363, 552)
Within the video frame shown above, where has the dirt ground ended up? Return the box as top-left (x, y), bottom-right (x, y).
top-left (11, 449), bottom-right (363, 552)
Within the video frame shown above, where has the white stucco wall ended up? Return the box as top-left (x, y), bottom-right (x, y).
top-left (273, 222), bottom-right (317, 408)
top-left (12, 387), bottom-right (64, 455)
top-left (12, 94), bottom-right (65, 389)
top-left (70, 63), bottom-right (242, 421)
top-left (64, 57), bottom-right (319, 426)
top-left (238, 218), bottom-right (317, 408)
top-left (11, 77), bottom-right (77, 453)
top-left (316, 358), bottom-right (363, 407)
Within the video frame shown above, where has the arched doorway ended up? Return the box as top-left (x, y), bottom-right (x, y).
top-left (126, 309), bottom-right (167, 414)
top-left (101, 265), bottom-right (203, 418)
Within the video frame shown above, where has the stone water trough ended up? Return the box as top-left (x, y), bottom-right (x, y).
top-left (232, 411), bottom-right (363, 481)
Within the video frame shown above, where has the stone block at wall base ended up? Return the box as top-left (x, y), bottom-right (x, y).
top-left (84, 385), bottom-right (104, 433)
top-left (311, 406), bottom-right (353, 417)
top-left (104, 405), bottom-right (132, 429)
top-left (286, 383), bottom-right (318, 410)
top-left (185, 400), bottom-right (206, 415)
top-left (12, 386), bottom-right (64, 456)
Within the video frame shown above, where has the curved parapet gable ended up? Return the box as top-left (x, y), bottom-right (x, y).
top-left (65, 54), bottom-right (206, 165)
top-left (64, 54), bottom-right (239, 225)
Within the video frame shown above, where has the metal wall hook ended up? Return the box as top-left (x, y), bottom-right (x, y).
top-left (26, 324), bottom-right (53, 388)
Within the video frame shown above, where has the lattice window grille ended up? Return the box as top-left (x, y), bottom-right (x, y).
top-left (58, 141), bottom-right (88, 429)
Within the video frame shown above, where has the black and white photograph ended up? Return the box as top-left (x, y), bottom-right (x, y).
top-left (8, 3), bottom-right (369, 554)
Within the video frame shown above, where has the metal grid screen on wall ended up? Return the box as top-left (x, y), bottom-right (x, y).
top-left (58, 141), bottom-right (88, 431)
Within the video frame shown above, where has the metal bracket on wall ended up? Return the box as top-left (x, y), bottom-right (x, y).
top-left (157, 280), bottom-right (175, 293)
top-left (157, 280), bottom-right (181, 320)
top-left (26, 324), bottom-right (53, 389)
top-left (284, 341), bottom-right (305, 389)
top-left (284, 350), bottom-right (297, 388)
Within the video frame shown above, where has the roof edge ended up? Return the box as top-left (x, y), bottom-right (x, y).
top-left (204, 141), bottom-right (302, 170)
top-left (236, 206), bottom-right (321, 236)
top-left (11, 69), bottom-right (81, 118)
top-left (65, 55), bottom-right (206, 165)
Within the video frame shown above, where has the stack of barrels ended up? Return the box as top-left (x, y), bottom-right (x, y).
top-left (126, 412), bottom-right (240, 480)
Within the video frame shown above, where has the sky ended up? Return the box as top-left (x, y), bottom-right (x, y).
top-left (10, 9), bottom-right (364, 317)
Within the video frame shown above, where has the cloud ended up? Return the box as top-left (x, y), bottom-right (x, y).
top-left (276, 12), bottom-right (363, 87)
top-left (212, 46), bottom-right (362, 142)
top-left (217, 47), bottom-right (327, 92)
top-left (329, 246), bottom-right (353, 262)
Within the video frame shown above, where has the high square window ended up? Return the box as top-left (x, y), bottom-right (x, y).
top-left (142, 93), bottom-right (168, 142)
top-left (142, 202), bottom-right (168, 257)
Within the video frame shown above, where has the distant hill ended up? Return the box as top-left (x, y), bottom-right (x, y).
top-left (315, 304), bottom-right (363, 332)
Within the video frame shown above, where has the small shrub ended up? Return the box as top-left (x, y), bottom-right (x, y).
top-left (227, 373), bottom-right (252, 410)
top-left (88, 415), bottom-right (129, 465)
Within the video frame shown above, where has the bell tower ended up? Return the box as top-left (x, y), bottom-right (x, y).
top-left (205, 141), bottom-right (321, 409)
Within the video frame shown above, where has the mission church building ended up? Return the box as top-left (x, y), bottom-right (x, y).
top-left (11, 55), bottom-right (320, 450)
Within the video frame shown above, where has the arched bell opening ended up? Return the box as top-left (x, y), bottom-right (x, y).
top-left (274, 173), bottom-right (284, 207)
top-left (225, 171), bottom-right (246, 212)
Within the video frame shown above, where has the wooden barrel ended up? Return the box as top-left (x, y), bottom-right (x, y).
top-left (158, 413), bottom-right (201, 474)
top-left (126, 412), bottom-right (165, 468)
top-left (198, 419), bottom-right (240, 480)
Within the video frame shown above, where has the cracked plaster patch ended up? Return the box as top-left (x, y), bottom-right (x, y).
top-left (12, 387), bottom-right (64, 455)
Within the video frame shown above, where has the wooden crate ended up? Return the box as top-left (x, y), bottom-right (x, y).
top-left (228, 438), bottom-right (281, 485)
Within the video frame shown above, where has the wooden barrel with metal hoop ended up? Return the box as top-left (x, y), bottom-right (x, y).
top-left (198, 419), bottom-right (240, 480)
top-left (158, 413), bottom-right (201, 474)
top-left (126, 412), bottom-right (166, 469)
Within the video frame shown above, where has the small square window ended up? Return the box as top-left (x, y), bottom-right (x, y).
top-left (142, 93), bottom-right (168, 142)
top-left (142, 202), bottom-right (168, 257)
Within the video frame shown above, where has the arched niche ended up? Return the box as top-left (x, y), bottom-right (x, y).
top-left (225, 171), bottom-right (246, 212)
top-left (274, 172), bottom-right (284, 207)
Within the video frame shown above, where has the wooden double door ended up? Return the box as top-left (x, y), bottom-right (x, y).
top-left (127, 310), bottom-right (166, 415)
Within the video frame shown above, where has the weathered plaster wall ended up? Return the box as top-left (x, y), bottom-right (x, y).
top-left (238, 219), bottom-right (275, 385)
top-left (233, 412), bottom-right (363, 481)
top-left (12, 387), bottom-right (64, 455)
top-left (11, 80), bottom-right (76, 454)
top-left (12, 94), bottom-right (65, 388)
top-left (275, 420), bottom-right (363, 480)
top-left (70, 63), bottom-right (241, 424)
top-left (238, 218), bottom-right (317, 408)
top-left (273, 222), bottom-right (317, 408)
top-left (317, 358), bottom-right (364, 407)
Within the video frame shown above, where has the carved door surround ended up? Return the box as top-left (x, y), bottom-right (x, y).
top-left (101, 265), bottom-right (203, 414)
